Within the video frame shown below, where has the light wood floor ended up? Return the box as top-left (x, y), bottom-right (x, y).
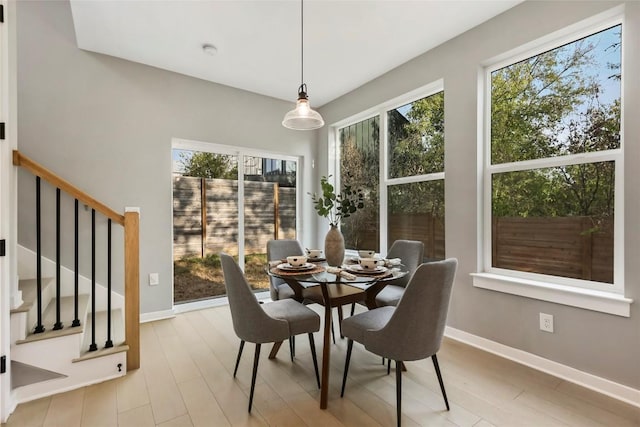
top-left (4, 303), bottom-right (640, 427)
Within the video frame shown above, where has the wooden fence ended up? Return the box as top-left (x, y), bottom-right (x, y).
top-left (355, 213), bottom-right (612, 283)
top-left (173, 176), bottom-right (296, 259)
top-left (492, 216), bottom-right (613, 283)
top-left (174, 178), bottom-right (613, 282)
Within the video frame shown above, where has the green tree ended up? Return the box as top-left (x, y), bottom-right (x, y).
top-left (179, 152), bottom-right (238, 179)
top-left (387, 92), bottom-right (445, 217)
top-left (490, 33), bottom-right (620, 219)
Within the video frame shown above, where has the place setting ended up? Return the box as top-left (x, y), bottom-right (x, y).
top-left (340, 249), bottom-right (404, 278)
top-left (269, 255), bottom-right (325, 275)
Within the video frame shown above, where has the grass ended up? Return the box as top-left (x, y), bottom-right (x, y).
top-left (173, 253), bottom-right (270, 303)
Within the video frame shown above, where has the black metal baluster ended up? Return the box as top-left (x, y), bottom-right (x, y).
top-left (53, 188), bottom-right (63, 330)
top-left (34, 177), bottom-right (45, 334)
top-left (72, 199), bottom-right (80, 327)
top-left (105, 219), bottom-right (113, 348)
top-left (89, 209), bottom-right (97, 352)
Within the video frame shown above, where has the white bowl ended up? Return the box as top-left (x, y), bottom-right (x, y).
top-left (306, 249), bottom-right (323, 258)
top-left (286, 255), bottom-right (308, 267)
top-left (358, 250), bottom-right (376, 258)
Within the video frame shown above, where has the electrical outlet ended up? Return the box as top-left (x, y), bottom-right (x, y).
top-left (149, 273), bottom-right (159, 286)
top-left (539, 313), bottom-right (554, 333)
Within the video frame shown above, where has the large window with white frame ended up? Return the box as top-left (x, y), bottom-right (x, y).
top-left (481, 21), bottom-right (623, 296)
top-left (332, 81), bottom-right (445, 258)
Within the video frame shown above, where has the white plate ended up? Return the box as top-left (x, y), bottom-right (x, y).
top-left (277, 262), bottom-right (315, 271)
top-left (345, 265), bottom-right (388, 275)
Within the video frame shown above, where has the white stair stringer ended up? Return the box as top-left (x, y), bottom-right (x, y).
top-left (11, 333), bottom-right (126, 403)
top-left (10, 245), bottom-right (129, 404)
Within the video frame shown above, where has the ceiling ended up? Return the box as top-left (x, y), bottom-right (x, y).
top-left (69, 0), bottom-right (522, 107)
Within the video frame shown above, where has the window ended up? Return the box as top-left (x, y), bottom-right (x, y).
top-left (478, 22), bottom-right (624, 303)
top-left (339, 116), bottom-right (380, 251)
top-left (387, 92), bottom-right (445, 260)
top-left (333, 81), bottom-right (445, 257)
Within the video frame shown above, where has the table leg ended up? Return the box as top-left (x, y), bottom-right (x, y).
top-left (320, 282), bottom-right (331, 409)
top-left (268, 341), bottom-right (283, 359)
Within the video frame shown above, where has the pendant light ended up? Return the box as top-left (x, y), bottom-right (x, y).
top-left (282, 0), bottom-right (324, 130)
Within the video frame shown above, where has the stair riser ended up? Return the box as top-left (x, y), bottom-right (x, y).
top-left (12, 334), bottom-right (82, 370)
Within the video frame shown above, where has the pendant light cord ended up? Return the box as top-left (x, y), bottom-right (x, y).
top-left (300, 0), bottom-right (304, 87)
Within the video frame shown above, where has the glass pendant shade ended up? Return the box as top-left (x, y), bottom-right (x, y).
top-left (282, 85), bottom-right (324, 130)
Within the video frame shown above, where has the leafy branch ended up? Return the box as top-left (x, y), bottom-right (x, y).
top-left (310, 175), bottom-right (364, 227)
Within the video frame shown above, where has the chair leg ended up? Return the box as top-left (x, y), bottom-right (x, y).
top-left (308, 333), bottom-right (321, 389)
top-left (396, 360), bottom-right (402, 427)
top-left (432, 354), bottom-right (450, 411)
top-left (233, 340), bottom-right (245, 378)
top-left (340, 339), bottom-right (354, 397)
top-left (248, 343), bottom-right (261, 412)
top-left (337, 305), bottom-right (344, 339)
top-left (350, 302), bottom-right (355, 316)
top-left (387, 358), bottom-right (391, 375)
top-left (331, 321), bottom-right (336, 344)
top-left (289, 336), bottom-right (295, 361)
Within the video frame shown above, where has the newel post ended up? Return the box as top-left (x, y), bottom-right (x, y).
top-left (124, 207), bottom-right (140, 370)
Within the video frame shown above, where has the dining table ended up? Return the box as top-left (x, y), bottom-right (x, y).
top-left (267, 258), bottom-right (409, 409)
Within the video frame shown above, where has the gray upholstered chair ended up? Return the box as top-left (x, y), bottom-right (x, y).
top-left (350, 239), bottom-right (425, 316)
top-left (340, 258), bottom-right (458, 427)
top-left (220, 253), bottom-right (321, 412)
top-left (374, 239), bottom-right (425, 307)
top-left (267, 239), bottom-right (304, 301)
top-left (267, 239), bottom-right (337, 345)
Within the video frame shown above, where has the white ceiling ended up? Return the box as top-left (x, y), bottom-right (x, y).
top-left (69, 0), bottom-right (522, 107)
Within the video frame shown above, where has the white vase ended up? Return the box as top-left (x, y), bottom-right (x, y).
top-left (325, 225), bottom-right (345, 267)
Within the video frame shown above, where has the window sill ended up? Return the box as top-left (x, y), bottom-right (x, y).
top-left (471, 273), bottom-right (632, 317)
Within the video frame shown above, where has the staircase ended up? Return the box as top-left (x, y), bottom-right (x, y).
top-left (7, 151), bottom-right (140, 405)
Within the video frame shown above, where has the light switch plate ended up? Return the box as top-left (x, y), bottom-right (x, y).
top-left (149, 273), bottom-right (159, 286)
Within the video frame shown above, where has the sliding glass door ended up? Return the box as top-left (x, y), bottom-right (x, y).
top-left (172, 139), bottom-right (299, 304)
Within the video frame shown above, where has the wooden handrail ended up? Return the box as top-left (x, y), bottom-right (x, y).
top-left (13, 150), bottom-right (125, 225)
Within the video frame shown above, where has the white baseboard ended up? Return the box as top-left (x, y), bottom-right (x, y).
top-left (444, 326), bottom-right (640, 408)
top-left (171, 291), bottom-right (270, 315)
top-left (140, 292), bottom-right (270, 321)
top-left (139, 309), bottom-right (175, 323)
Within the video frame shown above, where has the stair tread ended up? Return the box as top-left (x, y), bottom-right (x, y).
top-left (74, 343), bottom-right (129, 363)
top-left (16, 323), bottom-right (84, 344)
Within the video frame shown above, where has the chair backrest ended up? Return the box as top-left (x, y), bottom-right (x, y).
top-left (364, 258), bottom-right (458, 361)
top-left (220, 253), bottom-right (288, 343)
top-left (387, 240), bottom-right (425, 288)
top-left (266, 239), bottom-right (304, 300)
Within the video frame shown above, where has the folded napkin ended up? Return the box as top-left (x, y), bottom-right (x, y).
top-left (383, 258), bottom-right (402, 267)
top-left (326, 267), bottom-right (357, 281)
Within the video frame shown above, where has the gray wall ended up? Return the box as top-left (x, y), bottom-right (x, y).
top-left (318, 1), bottom-right (640, 389)
top-left (16, 0), bottom-right (320, 315)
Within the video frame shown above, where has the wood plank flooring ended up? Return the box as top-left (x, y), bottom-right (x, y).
top-left (4, 304), bottom-right (639, 426)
